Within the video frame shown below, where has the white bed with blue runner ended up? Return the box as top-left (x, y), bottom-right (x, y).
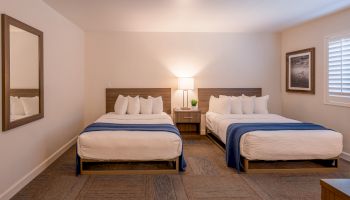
top-left (206, 112), bottom-right (343, 172)
top-left (77, 112), bottom-right (185, 174)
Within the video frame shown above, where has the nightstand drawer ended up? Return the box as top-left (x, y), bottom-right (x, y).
top-left (175, 112), bottom-right (201, 123)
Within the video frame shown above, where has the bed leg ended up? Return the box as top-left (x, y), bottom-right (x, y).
top-left (80, 159), bottom-right (84, 174)
top-left (244, 159), bottom-right (250, 173)
top-left (334, 158), bottom-right (338, 168)
top-left (175, 157), bottom-right (179, 172)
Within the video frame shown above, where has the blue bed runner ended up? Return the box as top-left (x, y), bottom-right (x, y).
top-left (76, 123), bottom-right (186, 175)
top-left (226, 123), bottom-right (329, 173)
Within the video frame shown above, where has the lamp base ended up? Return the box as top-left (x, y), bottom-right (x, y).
top-left (180, 107), bottom-right (191, 110)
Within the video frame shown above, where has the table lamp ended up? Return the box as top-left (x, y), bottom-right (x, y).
top-left (178, 77), bottom-right (194, 110)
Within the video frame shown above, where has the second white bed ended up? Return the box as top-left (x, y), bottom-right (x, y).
top-left (206, 112), bottom-right (343, 161)
top-left (78, 112), bottom-right (182, 161)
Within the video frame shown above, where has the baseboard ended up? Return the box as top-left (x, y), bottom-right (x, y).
top-left (0, 136), bottom-right (78, 200)
top-left (340, 151), bottom-right (350, 162)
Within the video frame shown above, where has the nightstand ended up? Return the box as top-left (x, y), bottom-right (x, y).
top-left (320, 179), bottom-right (350, 200)
top-left (173, 109), bottom-right (201, 135)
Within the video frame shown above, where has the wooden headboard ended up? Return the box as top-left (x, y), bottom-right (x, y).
top-left (106, 88), bottom-right (172, 114)
top-left (198, 88), bottom-right (262, 113)
top-left (10, 89), bottom-right (39, 97)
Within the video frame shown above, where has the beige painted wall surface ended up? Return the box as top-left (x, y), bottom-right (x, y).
top-left (281, 8), bottom-right (350, 154)
top-left (0, 0), bottom-right (85, 197)
top-left (85, 32), bottom-right (282, 124)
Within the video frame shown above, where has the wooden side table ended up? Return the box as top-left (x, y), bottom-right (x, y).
top-left (320, 179), bottom-right (350, 200)
top-left (173, 109), bottom-right (201, 134)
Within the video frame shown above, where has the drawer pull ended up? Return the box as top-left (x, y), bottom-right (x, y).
top-left (183, 116), bottom-right (193, 119)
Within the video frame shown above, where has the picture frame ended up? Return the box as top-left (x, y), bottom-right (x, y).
top-left (286, 47), bottom-right (315, 94)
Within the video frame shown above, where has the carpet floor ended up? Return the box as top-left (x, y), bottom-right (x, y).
top-left (12, 135), bottom-right (350, 200)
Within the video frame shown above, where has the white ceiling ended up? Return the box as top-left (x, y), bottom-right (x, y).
top-left (43, 0), bottom-right (350, 32)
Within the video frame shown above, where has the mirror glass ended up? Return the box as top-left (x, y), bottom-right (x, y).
top-left (9, 25), bottom-right (40, 122)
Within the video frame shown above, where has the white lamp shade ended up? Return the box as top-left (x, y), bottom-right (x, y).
top-left (178, 77), bottom-right (194, 90)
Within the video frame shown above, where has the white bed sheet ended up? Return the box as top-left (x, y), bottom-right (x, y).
top-left (78, 112), bottom-right (182, 161)
top-left (10, 114), bottom-right (28, 121)
top-left (206, 112), bottom-right (343, 160)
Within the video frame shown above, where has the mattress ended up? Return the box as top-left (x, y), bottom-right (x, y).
top-left (206, 112), bottom-right (343, 161)
top-left (78, 112), bottom-right (182, 161)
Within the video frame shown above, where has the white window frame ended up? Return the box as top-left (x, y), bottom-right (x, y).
top-left (324, 31), bottom-right (350, 108)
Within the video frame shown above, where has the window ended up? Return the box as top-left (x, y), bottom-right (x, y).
top-left (325, 33), bottom-right (350, 107)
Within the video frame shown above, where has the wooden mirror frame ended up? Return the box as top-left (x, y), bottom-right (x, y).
top-left (1, 14), bottom-right (44, 131)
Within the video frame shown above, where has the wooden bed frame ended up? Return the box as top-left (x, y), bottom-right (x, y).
top-left (198, 88), bottom-right (338, 173)
top-left (10, 89), bottom-right (39, 97)
top-left (79, 88), bottom-right (179, 175)
top-left (80, 158), bottom-right (179, 175)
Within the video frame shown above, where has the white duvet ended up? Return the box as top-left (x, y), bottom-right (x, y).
top-left (78, 112), bottom-right (182, 161)
top-left (206, 112), bottom-right (343, 161)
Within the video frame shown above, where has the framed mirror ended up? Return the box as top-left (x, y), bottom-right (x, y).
top-left (1, 14), bottom-right (43, 131)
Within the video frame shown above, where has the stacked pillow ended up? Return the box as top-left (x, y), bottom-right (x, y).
top-left (21, 96), bottom-right (40, 115)
top-left (209, 96), bottom-right (231, 114)
top-left (10, 96), bottom-right (25, 115)
top-left (10, 96), bottom-right (39, 116)
top-left (114, 95), bottom-right (163, 114)
top-left (209, 94), bottom-right (269, 114)
top-left (139, 97), bottom-right (152, 114)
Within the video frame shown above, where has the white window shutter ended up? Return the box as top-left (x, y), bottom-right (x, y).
top-left (328, 37), bottom-right (350, 97)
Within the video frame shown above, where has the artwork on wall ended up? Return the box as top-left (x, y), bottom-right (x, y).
top-left (286, 47), bottom-right (315, 94)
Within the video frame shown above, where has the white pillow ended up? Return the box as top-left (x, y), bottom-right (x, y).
top-left (114, 95), bottom-right (128, 114)
top-left (241, 95), bottom-right (255, 114)
top-left (231, 96), bottom-right (243, 114)
top-left (140, 97), bottom-right (153, 114)
top-left (209, 96), bottom-right (231, 114)
top-left (10, 96), bottom-right (25, 115)
top-left (148, 96), bottom-right (163, 114)
top-left (219, 95), bottom-right (242, 114)
top-left (254, 95), bottom-right (269, 114)
top-left (209, 96), bottom-right (216, 112)
top-left (219, 95), bottom-right (229, 99)
top-left (21, 96), bottom-right (39, 116)
top-left (127, 96), bottom-right (140, 114)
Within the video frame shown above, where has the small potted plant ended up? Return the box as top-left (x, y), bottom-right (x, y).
top-left (191, 99), bottom-right (198, 109)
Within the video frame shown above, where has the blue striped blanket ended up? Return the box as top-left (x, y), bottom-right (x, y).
top-left (226, 123), bottom-right (329, 173)
top-left (76, 123), bottom-right (186, 175)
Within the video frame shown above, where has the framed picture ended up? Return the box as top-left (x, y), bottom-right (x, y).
top-left (286, 48), bottom-right (315, 94)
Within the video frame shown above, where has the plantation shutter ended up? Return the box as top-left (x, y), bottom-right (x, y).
top-left (328, 37), bottom-right (350, 97)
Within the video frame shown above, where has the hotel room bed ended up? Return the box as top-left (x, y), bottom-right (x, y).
top-left (206, 112), bottom-right (343, 161)
top-left (78, 112), bottom-right (182, 161)
top-left (198, 88), bottom-right (343, 173)
top-left (77, 88), bottom-right (185, 175)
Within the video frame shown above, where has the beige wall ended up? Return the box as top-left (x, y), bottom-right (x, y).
top-left (85, 32), bottom-right (282, 124)
top-left (0, 0), bottom-right (85, 198)
top-left (281, 8), bottom-right (350, 154)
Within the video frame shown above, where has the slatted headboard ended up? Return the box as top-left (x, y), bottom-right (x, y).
top-left (106, 88), bottom-right (172, 114)
top-left (198, 88), bottom-right (262, 113)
